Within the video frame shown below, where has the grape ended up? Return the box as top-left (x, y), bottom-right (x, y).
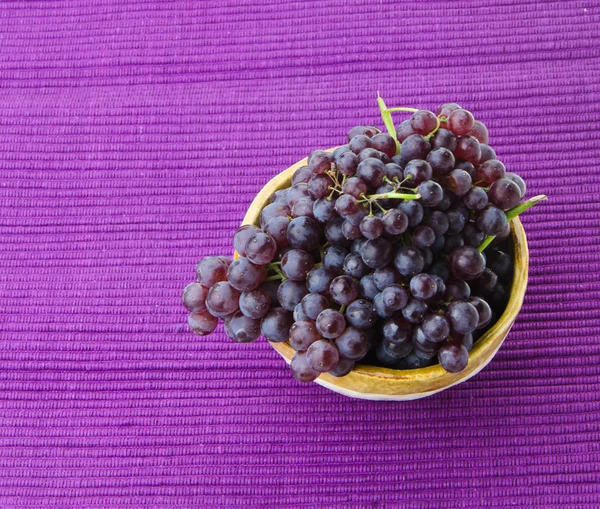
top-left (504, 173), bottom-right (526, 198)
top-left (468, 120), bottom-right (489, 144)
top-left (396, 351), bottom-right (434, 369)
top-left (394, 246), bottom-right (425, 277)
top-left (290, 351), bottom-right (320, 382)
top-left (328, 358), bottom-right (355, 377)
top-left (233, 226), bottom-right (261, 258)
top-left (487, 249), bottom-right (513, 279)
top-left (371, 133), bottom-right (397, 158)
top-left (294, 198), bottom-right (316, 218)
top-left (335, 150), bottom-right (359, 176)
top-left (413, 345), bottom-right (437, 361)
top-left (382, 208), bottom-right (409, 235)
top-left (182, 282), bottom-right (209, 313)
top-left (342, 176), bottom-right (367, 199)
top-left (488, 178), bottom-right (522, 210)
top-left (464, 187), bottom-right (489, 211)
top-left (333, 145), bottom-right (351, 158)
top-left (347, 126), bottom-right (380, 140)
top-left (277, 280), bottom-right (308, 311)
top-left (351, 238), bottom-right (366, 253)
top-left (375, 342), bottom-right (404, 366)
top-left (462, 223), bottom-right (486, 248)
top-left (239, 288), bottom-right (271, 319)
top-left (398, 200), bottom-right (424, 227)
top-left (313, 198), bottom-right (338, 223)
top-left (305, 179), bottom-right (332, 207)
top-left (437, 102), bottom-right (462, 119)
top-left (228, 311), bottom-right (261, 343)
top-left (270, 189), bottom-right (289, 204)
top-left (446, 169), bottom-right (472, 197)
top-left (422, 313), bottom-right (450, 342)
top-left (418, 181), bottom-right (444, 207)
top-left (356, 158), bottom-right (385, 188)
top-left (447, 301), bottom-right (479, 334)
top-left (493, 221), bottom-right (511, 243)
top-left (454, 136), bottom-right (481, 165)
top-left (410, 273), bottom-right (437, 300)
top-left (306, 266), bottom-right (338, 294)
top-left (345, 299), bottom-right (377, 329)
top-left (320, 246), bottom-right (346, 270)
top-left (447, 109), bottom-right (475, 136)
top-left (343, 252), bottom-right (370, 279)
top-left (423, 210), bottom-right (449, 236)
top-left (206, 281), bottom-right (241, 317)
top-left (381, 284), bottom-right (408, 311)
top-left (260, 307), bottom-right (293, 343)
top-left (412, 327), bottom-right (440, 354)
top-left (324, 218), bottom-right (349, 245)
top-left (260, 279), bottom-right (280, 307)
top-left (335, 194), bottom-right (358, 216)
top-left (335, 327), bottom-right (370, 361)
top-left (428, 259), bottom-right (450, 282)
top-left (374, 182), bottom-right (395, 208)
top-left (308, 150), bottom-right (332, 174)
top-left (316, 309), bottom-right (346, 339)
top-left (445, 279), bottom-right (471, 301)
top-left (434, 190), bottom-right (454, 211)
top-left (477, 160), bottom-right (506, 184)
top-left (358, 275), bottom-right (379, 300)
top-left (264, 216), bottom-right (290, 249)
top-left (275, 247), bottom-right (292, 262)
top-left (280, 249), bottom-right (314, 281)
top-left (245, 232), bottom-right (277, 265)
top-left (426, 148), bottom-right (455, 177)
top-left (373, 266), bottom-right (399, 290)
top-left (449, 246), bottom-right (486, 280)
top-left (385, 163), bottom-right (404, 181)
top-left (382, 316), bottom-right (412, 344)
top-left (411, 225), bottom-right (436, 248)
top-left (289, 319), bottom-right (321, 351)
top-left (410, 110), bottom-right (438, 135)
top-left (373, 292), bottom-right (394, 318)
top-left (341, 220), bottom-right (362, 240)
top-left (360, 216), bottom-right (384, 239)
top-left (301, 293), bottom-right (330, 321)
top-left (476, 205), bottom-right (508, 236)
top-left (430, 128), bottom-right (457, 151)
top-left (455, 160), bottom-right (476, 180)
top-left (361, 238), bottom-right (393, 269)
top-left (468, 297), bottom-right (492, 329)
top-left (330, 275), bottom-right (359, 305)
top-left (260, 202), bottom-right (291, 228)
top-left (294, 303), bottom-right (309, 322)
top-left (400, 134), bottom-right (431, 164)
top-left (358, 148), bottom-right (389, 164)
top-left (396, 119), bottom-right (415, 143)
top-left (437, 338), bottom-right (469, 373)
top-left (349, 134), bottom-right (373, 154)
top-left (345, 206), bottom-right (368, 226)
top-left (287, 216), bottom-right (322, 251)
top-left (478, 144), bottom-right (496, 164)
top-left (488, 282), bottom-right (509, 310)
top-left (307, 340), bottom-right (340, 372)
top-left (227, 257), bottom-right (266, 291)
top-left (402, 298), bottom-right (428, 323)
top-left (292, 165), bottom-right (312, 185)
top-left (403, 159), bottom-right (433, 185)
top-left (383, 338), bottom-right (413, 359)
top-left (188, 311), bottom-right (218, 336)
top-left (196, 256), bottom-right (230, 287)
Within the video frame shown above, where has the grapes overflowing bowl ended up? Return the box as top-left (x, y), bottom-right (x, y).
top-left (182, 99), bottom-right (546, 400)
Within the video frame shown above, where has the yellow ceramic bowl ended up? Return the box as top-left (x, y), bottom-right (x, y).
top-left (239, 152), bottom-right (529, 401)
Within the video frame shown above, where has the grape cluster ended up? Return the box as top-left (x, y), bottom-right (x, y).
top-left (182, 101), bottom-right (544, 383)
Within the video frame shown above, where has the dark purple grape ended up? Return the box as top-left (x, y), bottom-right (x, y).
top-left (228, 311), bottom-right (261, 343)
top-left (438, 338), bottom-right (469, 373)
top-left (447, 109), bottom-right (475, 136)
top-left (447, 301), bottom-right (479, 334)
top-left (468, 297), bottom-right (492, 329)
top-left (290, 351), bottom-right (320, 382)
top-left (473, 268), bottom-right (499, 295)
top-left (394, 246), bottom-right (425, 277)
top-left (478, 144), bottom-right (496, 164)
top-left (245, 232), bottom-right (277, 265)
top-left (320, 246), bottom-right (346, 270)
top-left (395, 351), bottom-right (434, 369)
top-left (307, 174), bottom-right (333, 200)
top-left (342, 176), bottom-right (367, 199)
top-left (347, 126), bottom-right (380, 141)
top-left (418, 181), bottom-right (444, 207)
top-left (277, 280), bottom-right (309, 311)
top-left (443, 234), bottom-right (464, 254)
top-left (382, 208), bottom-right (409, 235)
top-left (306, 266), bottom-right (338, 294)
top-left (345, 299), bottom-right (377, 329)
top-left (427, 148), bottom-right (455, 177)
top-left (308, 150), bottom-right (332, 174)
top-left (358, 148), bottom-right (389, 163)
top-left (402, 298), bottom-right (428, 323)
top-left (239, 287), bottom-right (271, 319)
top-left (382, 316), bottom-right (412, 344)
top-left (411, 225), bottom-right (436, 248)
top-left (373, 266), bottom-right (398, 290)
top-left (423, 211), bottom-right (449, 236)
top-left (381, 284), bottom-right (408, 311)
top-left (264, 216), bottom-right (290, 248)
top-left (307, 340), bottom-right (340, 372)
top-left (476, 205), bottom-right (508, 236)
top-left (468, 120), bottom-right (489, 144)
top-left (349, 134), bottom-right (373, 154)
top-left (260, 279), bottom-right (280, 307)
top-left (403, 159), bottom-right (432, 185)
top-left (287, 216), bottom-right (322, 251)
top-left (398, 200), bottom-right (424, 227)
top-left (324, 218), bottom-right (349, 245)
top-left (421, 247), bottom-right (433, 268)
top-left (488, 282), bottom-right (509, 310)
top-left (454, 136), bottom-right (481, 165)
top-left (328, 357), bottom-right (355, 377)
top-left (422, 313), bottom-right (450, 342)
top-left (455, 160), bottom-right (476, 180)
top-left (356, 158), bottom-right (385, 188)
top-left (410, 273), bottom-right (437, 300)
top-left (260, 307), bottom-right (293, 343)
top-left (227, 257), bottom-right (266, 291)
top-left (270, 189), bottom-right (289, 204)
top-left (461, 332), bottom-right (474, 352)
top-left (464, 187), bottom-right (489, 211)
top-left (400, 134), bottom-right (431, 163)
top-left (445, 279), bottom-right (471, 301)
top-left (375, 342), bottom-right (403, 367)
top-left (233, 226), bottom-right (262, 258)
top-left (449, 246), bottom-right (486, 280)
top-left (431, 275), bottom-right (446, 299)
top-left (412, 327), bottom-right (440, 354)
top-left (330, 275), bottom-right (359, 306)
top-left (504, 173), bottom-right (526, 198)
top-left (360, 215), bottom-right (384, 239)
top-left (431, 235), bottom-right (445, 254)
top-left (292, 165), bottom-right (312, 185)
top-left (462, 223), bottom-right (486, 247)
top-left (358, 275), bottom-right (379, 300)
top-left (313, 198), bottom-right (338, 223)
top-left (373, 292), bottom-right (393, 318)
top-left (383, 339), bottom-right (413, 359)
top-left (335, 194), bottom-right (358, 216)
top-left (361, 238), bottom-right (393, 269)
top-left (281, 249), bottom-right (314, 281)
top-left (335, 327), bottom-right (369, 361)
top-left (335, 150), bottom-right (359, 176)
top-left (488, 178), bottom-right (522, 210)
top-left (333, 145), bottom-right (351, 159)
top-left (293, 303), bottom-right (309, 322)
top-left (477, 160), bottom-right (506, 185)
top-left (345, 205), bottom-right (368, 226)
top-left (182, 282), bottom-right (209, 313)
top-left (371, 133), bottom-right (397, 158)
top-left (260, 202), bottom-right (291, 229)
top-left (385, 163), bottom-right (404, 181)
top-left (188, 311), bottom-right (218, 336)
top-left (341, 219), bottom-right (362, 240)
top-left (351, 238), bottom-right (365, 253)
top-left (289, 319), bottom-right (321, 351)
top-left (286, 184), bottom-right (310, 208)
top-left (343, 252), bottom-right (369, 279)
top-left (301, 293), bottom-right (330, 321)
top-left (410, 110), bottom-right (438, 135)
top-left (396, 119), bottom-right (415, 143)
top-left (487, 249), bottom-right (513, 279)
top-left (445, 208), bottom-right (467, 235)
top-left (446, 169), bottom-right (472, 197)
top-left (437, 102), bottom-right (462, 120)
top-left (430, 128), bottom-right (457, 151)
top-left (316, 309), bottom-right (346, 339)
top-left (196, 256), bottom-right (231, 287)
top-left (493, 221), bottom-right (511, 244)
top-left (206, 281), bottom-right (241, 317)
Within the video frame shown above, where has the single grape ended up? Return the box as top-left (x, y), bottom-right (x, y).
top-left (260, 307), bottom-right (294, 342)
top-left (335, 194), bottom-right (359, 216)
top-left (447, 301), bottom-right (479, 334)
top-left (270, 189), bottom-right (289, 204)
top-left (188, 311), bottom-right (218, 336)
top-left (277, 280), bottom-right (308, 311)
top-left (227, 257), bottom-right (266, 291)
top-left (301, 293), bottom-right (330, 321)
top-left (468, 120), bottom-right (489, 144)
top-left (182, 282), bottom-right (209, 313)
top-left (290, 351), bottom-right (320, 382)
top-left (341, 219), bottom-right (362, 240)
top-left (400, 134), bottom-right (431, 163)
top-left (477, 160), bottom-right (506, 185)
top-left (361, 238), bottom-right (393, 269)
top-left (335, 150), bottom-right (359, 176)
top-left (306, 266), bottom-right (338, 294)
top-left (430, 234), bottom-right (445, 254)
top-left (342, 176), bottom-right (367, 199)
top-left (410, 273), bottom-right (438, 300)
top-left (356, 158), bottom-right (386, 188)
top-left (306, 340), bottom-right (340, 372)
top-left (206, 281), bottom-right (241, 317)
top-left (358, 275), bottom-right (379, 300)
top-left (412, 327), bottom-right (440, 354)
top-left (487, 249), bottom-right (513, 279)
top-left (371, 133), bottom-right (397, 158)
top-left (446, 169), bottom-right (472, 197)
top-left (375, 342), bottom-right (404, 367)
top-left (381, 208), bottom-right (408, 236)
top-left (445, 209), bottom-right (467, 237)
top-left (343, 252), bottom-right (370, 279)
top-left (447, 109), bottom-right (475, 136)
top-left (228, 311), bottom-right (261, 343)
top-left (462, 223), bottom-right (486, 248)
top-left (373, 266), bottom-right (398, 290)
top-left (403, 159), bottom-right (433, 185)
top-left (430, 128), bottom-right (457, 151)
top-left (385, 163), bottom-right (404, 181)
top-left (418, 181), bottom-right (444, 207)
top-left (445, 279), bottom-right (471, 301)
top-left (382, 315), bottom-right (412, 344)
top-left (504, 173), bottom-right (526, 198)
top-left (394, 246), bottom-right (425, 277)
top-left (313, 198), bottom-right (338, 223)
top-left (449, 246), bottom-right (486, 280)
top-left (245, 232), bottom-right (277, 265)
top-left (360, 215), bottom-right (384, 240)
top-left (306, 173), bottom-right (332, 200)
top-left (239, 288), bottom-right (271, 319)
top-left (426, 148), bottom-right (455, 177)
top-left (308, 150), bottom-right (332, 174)
top-left (468, 297), bottom-right (492, 329)
top-left (325, 218), bottom-right (350, 245)
top-left (431, 274), bottom-right (446, 299)
top-left (345, 299), bottom-right (377, 329)
top-left (318, 247), bottom-right (345, 271)
top-left (488, 178), bottom-right (522, 210)
top-left (196, 256), bottom-right (230, 287)
top-left (411, 225), bottom-right (436, 248)
top-left (411, 110), bottom-right (438, 135)
top-left (289, 319), bottom-right (321, 351)
top-left (398, 200), bottom-right (424, 227)
top-left (383, 338), bottom-right (413, 359)
top-left (358, 148), bottom-right (389, 163)
top-left (381, 284), bottom-right (409, 311)
top-left (454, 136), bottom-right (481, 165)
top-left (264, 216), bottom-right (290, 249)
top-left (455, 160), bottom-right (476, 180)
top-left (422, 313), bottom-right (450, 342)
top-left (422, 210), bottom-right (449, 237)
top-left (493, 221), bottom-right (512, 243)
top-left (373, 292), bottom-right (393, 318)
top-left (286, 183), bottom-right (311, 209)
top-left (280, 249), bottom-right (314, 281)
top-left (396, 119), bottom-right (415, 143)
top-left (294, 303), bottom-right (309, 322)
top-left (233, 226), bottom-right (262, 258)
top-left (330, 275), bottom-right (359, 306)
top-left (488, 282), bottom-right (509, 310)
top-left (349, 134), bottom-right (373, 154)
top-left (437, 338), bottom-right (469, 373)
top-left (347, 126), bottom-right (380, 141)
top-left (402, 298), bottom-right (428, 323)
top-left (316, 309), bottom-right (346, 339)
top-left (292, 165), bottom-right (312, 185)
top-left (287, 216), bottom-right (322, 251)
top-left (434, 189), bottom-right (454, 211)
top-left (478, 144), bottom-right (496, 164)
top-left (328, 358), bottom-right (355, 377)
top-left (436, 102), bottom-right (462, 120)
top-left (335, 327), bottom-right (369, 361)
top-left (476, 205), bottom-right (508, 236)
top-left (421, 247), bottom-right (433, 268)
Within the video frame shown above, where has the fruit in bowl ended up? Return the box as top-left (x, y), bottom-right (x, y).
top-left (182, 98), bottom-right (546, 400)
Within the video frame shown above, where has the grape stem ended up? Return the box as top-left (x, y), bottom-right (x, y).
top-left (424, 115), bottom-right (441, 141)
top-left (477, 194), bottom-right (548, 252)
top-left (366, 192), bottom-right (421, 201)
top-left (377, 95), bottom-right (400, 155)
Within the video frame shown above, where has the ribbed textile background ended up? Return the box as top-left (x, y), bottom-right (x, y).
top-left (0, 1), bottom-right (599, 508)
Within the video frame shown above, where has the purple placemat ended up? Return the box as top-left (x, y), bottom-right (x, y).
top-left (1, 1), bottom-right (599, 508)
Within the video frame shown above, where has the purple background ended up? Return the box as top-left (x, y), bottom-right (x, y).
top-left (1, 1), bottom-right (599, 507)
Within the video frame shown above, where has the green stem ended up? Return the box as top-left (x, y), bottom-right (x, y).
top-left (367, 192), bottom-right (421, 201)
top-left (424, 115), bottom-right (441, 141)
top-left (377, 96), bottom-right (400, 155)
top-left (477, 194), bottom-right (548, 252)
top-left (385, 107), bottom-right (419, 113)
top-left (339, 304), bottom-right (347, 314)
top-left (265, 275), bottom-right (284, 282)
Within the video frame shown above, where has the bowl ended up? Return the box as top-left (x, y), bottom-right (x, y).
top-left (239, 151), bottom-right (529, 400)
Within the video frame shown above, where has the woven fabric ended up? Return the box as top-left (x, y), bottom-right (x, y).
top-left (0, 1), bottom-right (599, 507)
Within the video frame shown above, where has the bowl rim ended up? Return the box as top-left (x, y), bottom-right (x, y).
top-left (239, 151), bottom-right (529, 399)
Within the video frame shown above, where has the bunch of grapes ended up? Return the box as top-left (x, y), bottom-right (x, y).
top-left (182, 101), bottom-right (545, 383)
